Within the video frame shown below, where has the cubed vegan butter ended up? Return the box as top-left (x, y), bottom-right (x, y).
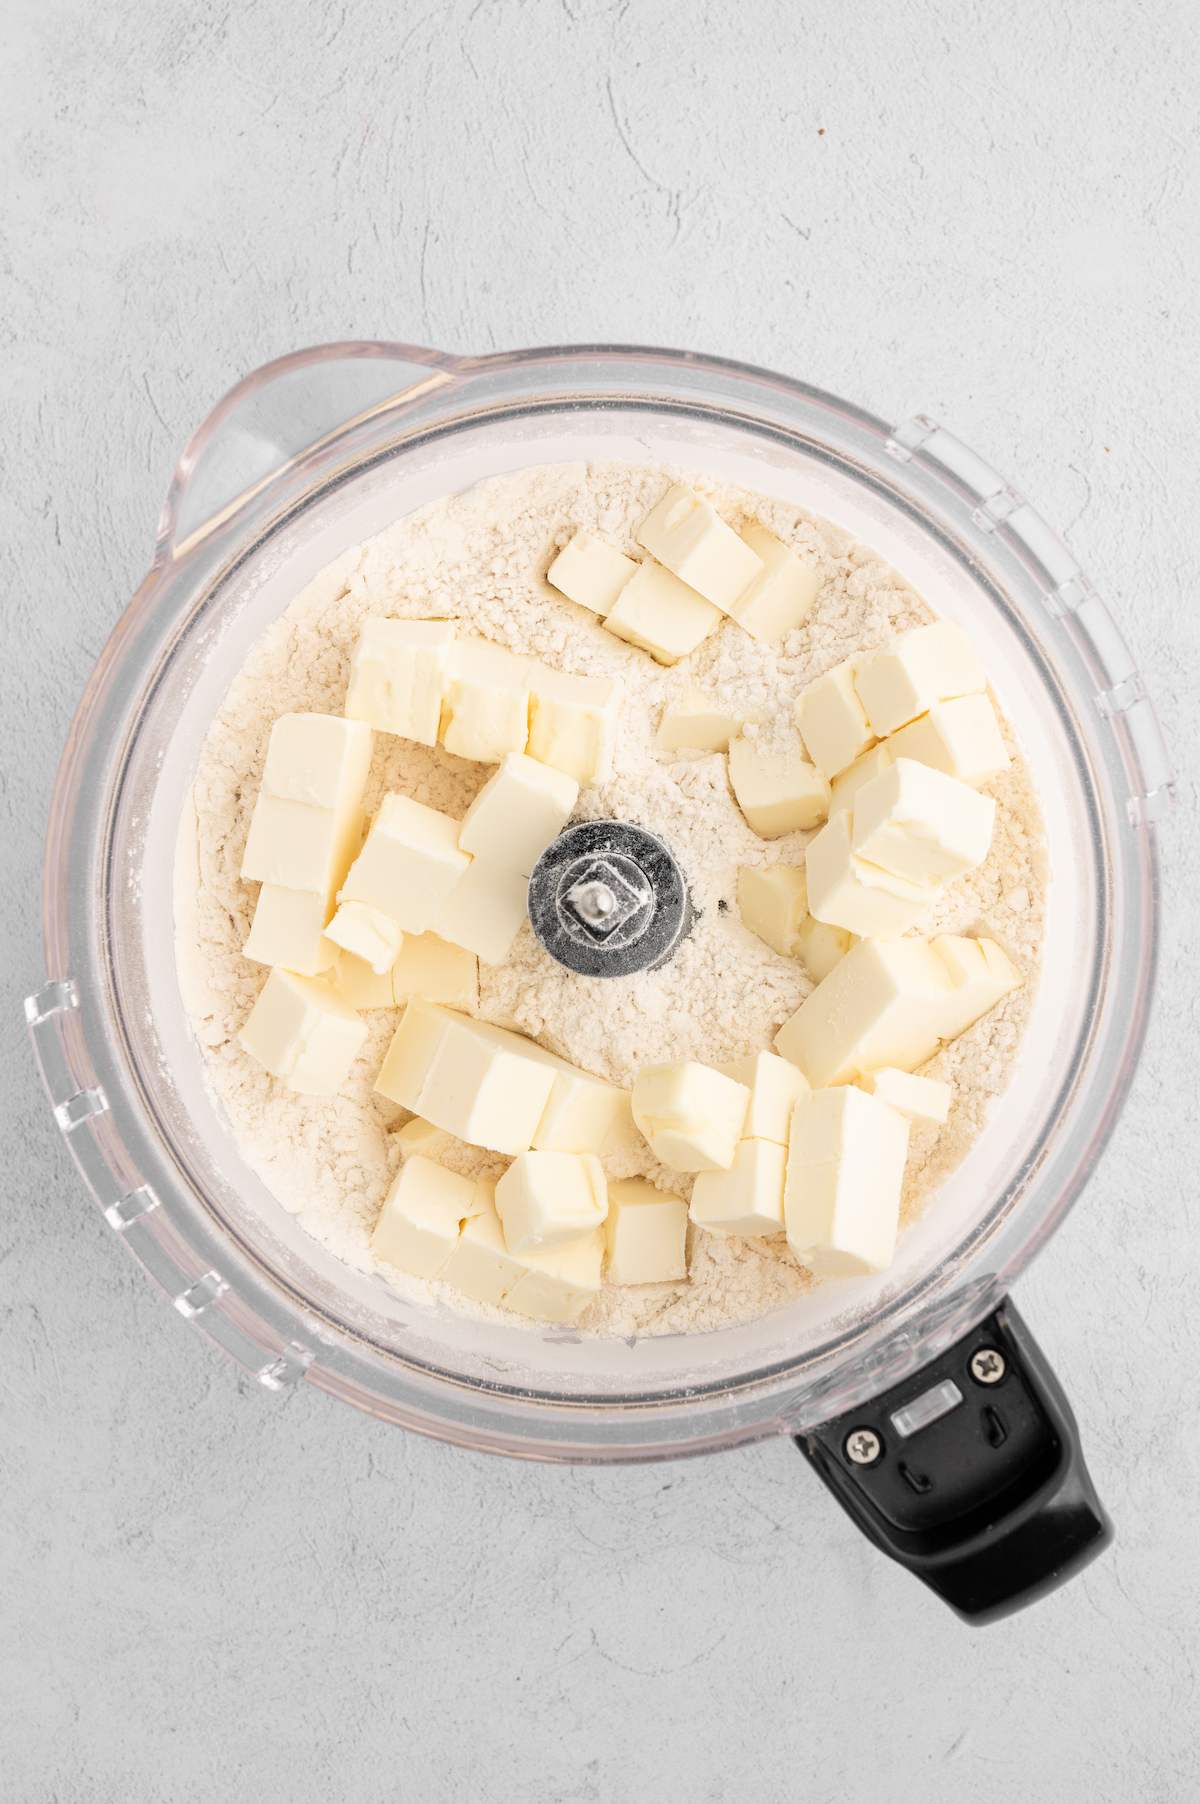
top-left (795, 915), bottom-right (855, 984)
top-left (439, 1189), bottom-right (527, 1306)
top-left (887, 694), bottom-right (1010, 788)
top-left (394, 1115), bottom-right (453, 1159)
top-left (728, 738), bottom-right (829, 837)
top-left (495, 1150), bottom-right (608, 1255)
top-left (436, 858), bottom-right (530, 964)
top-left (375, 1002), bottom-right (557, 1154)
top-left (526, 667), bottom-right (617, 786)
top-left (240, 712), bottom-right (372, 894)
top-left (371, 1154), bottom-right (482, 1278)
top-left (854, 621), bottom-right (986, 736)
top-left (238, 968), bottom-right (367, 1096)
top-left (657, 689), bottom-right (747, 753)
top-left (546, 530), bottom-right (637, 617)
top-left (691, 1138), bottom-right (788, 1237)
top-left (829, 742), bottom-right (895, 817)
top-left (631, 1061), bottom-right (750, 1172)
top-left (459, 752), bottom-right (578, 874)
top-left (636, 483), bottom-right (763, 611)
top-left (440, 640), bottom-right (531, 762)
top-left (794, 659), bottom-right (876, 779)
top-left (805, 809), bottom-right (937, 938)
top-left (340, 792), bottom-right (470, 935)
top-left (724, 522), bottom-right (819, 643)
top-left (603, 560), bottom-right (723, 664)
top-left (392, 933), bottom-right (479, 1012)
top-left (603, 1178), bottom-right (688, 1284)
top-left (243, 883), bottom-right (338, 976)
top-left (932, 934), bottom-right (1021, 1038)
top-left (775, 937), bottom-right (958, 1086)
top-left (325, 899), bottom-right (404, 974)
top-left (331, 950), bottom-right (396, 1010)
top-left (785, 1086), bottom-right (909, 1276)
top-left (344, 618), bottom-right (455, 745)
top-left (503, 1230), bottom-right (604, 1324)
top-left (717, 1050), bottom-right (810, 1144)
top-left (531, 1063), bottom-right (635, 1157)
top-left (851, 758), bottom-right (996, 886)
top-left (736, 864), bottom-right (808, 958)
top-left (862, 1067), bottom-right (951, 1124)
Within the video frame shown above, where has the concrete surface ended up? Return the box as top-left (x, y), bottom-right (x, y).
top-left (2, 2), bottom-right (1197, 1800)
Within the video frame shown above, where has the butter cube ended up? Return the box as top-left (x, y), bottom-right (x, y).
top-left (241, 796), bottom-right (365, 895)
top-left (340, 793), bottom-right (470, 934)
top-left (603, 561), bottom-right (723, 664)
top-left (546, 530), bottom-right (637, 617)
top-left (829, 742), bottom-right (895, 816)
top-left (862, 1067), bottom-right (951, 1124)
top-left (805, 810), bottom-right (937, 937)
top-left (238, 968), bottom-right (367, 1095)
top-left (459, 752), bottom-right (578, 874)
top-left (775, 937), bottom-right (957, 1086)
top-left (371, 1154), bottom-right (482, 1278)
top-left (636, 484), bottom-right (763, 611)
top-left (795, 915), bottom-right (855, 984)
top-left (657, 689), bottom-right (747, 753)
top-left (717, 1051), bottom-right (810, 1144)
top-left (527, 667), bottom-right (617, 786)
top-left (854, 621), bottom-right (987, 736)
top-left (504, 1230), bottom-right (604, 1324)
top-left (691, 1138), bottom-right (788, 1237)
top-left (395, 1116), bottom-right (453, 1159)
top-left (785, 1087), bottom-right (909, 1276)
top-left (737, 864), bottom-right (808, 958)
top-left (392, 933), bottom-right (479, 1012)
top-left (440, 640), bottom-right (531, 762)
top-left (344, 618), bottom-right (455, 745)
top-left (257, 712), bottom-right (374, 809)
top-left (794, 659), bottom-right (875, 780)
top-left (243, 884), bottom-right (338, 975)
top-left (851, 759), bottom-right (995, 886)
top-left (532, 1064), bottom-right (635, 1156)
top-left (631, 1061), bottom-right (750, 1172)
top-left (888, 694), bottom-right (1010, 787)
top-left (436, 859), bottom-right (530, 964)
top-left (604, 1178), bottom-right (688, 1284)
top-left (724, 522), bottom-right (820, 643)
top-left (326, 900), bottom-right (404, 974)
top-left (728, 738), bottom-right (830, 837)
top-left (495, 1150), bottom-right (608, 1255)
top-left (932, 934), bottom-right (1021, 1038)
top-left (375, 1002), bottom-right (557, 1154)
top-left (332, 950), bottom-right (396, 1010)
top-left (440, 1189), bottom-right (527, 1305)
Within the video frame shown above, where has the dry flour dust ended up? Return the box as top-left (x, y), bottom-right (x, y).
top-left (181, 461), bottom-right (1047, 1337)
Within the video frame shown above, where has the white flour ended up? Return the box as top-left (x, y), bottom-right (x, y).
top-left (181, 461), bottom-right (1046, 1337)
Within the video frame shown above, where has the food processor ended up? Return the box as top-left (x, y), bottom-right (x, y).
top-left (27, 343), bottom-right (1171, 1622)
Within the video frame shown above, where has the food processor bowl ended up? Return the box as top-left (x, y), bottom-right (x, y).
top-left (28, 344), bottom-right (1171, 1620)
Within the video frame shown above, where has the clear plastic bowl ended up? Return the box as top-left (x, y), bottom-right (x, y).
top-left (29, 343), bottom-right (1170, 1462)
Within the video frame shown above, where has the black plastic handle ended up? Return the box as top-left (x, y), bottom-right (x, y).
top-left (797, 1299), bottom-right (1111, 1624)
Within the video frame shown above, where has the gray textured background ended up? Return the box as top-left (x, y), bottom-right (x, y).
top-left (3, 2), bottom-right (1198, 1800)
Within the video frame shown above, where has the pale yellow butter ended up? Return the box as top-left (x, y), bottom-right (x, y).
top-left (439, 1189), bottom-right (527, 1305)
top-left (546, 530), bottom-right (637, 617)
top-left (440, 640), bottom-right (531, 762)
top-left (392, 932), bottom-right (479, 1012)
top-left (459, 752), bottom-right (578, 874)
top-left (526, 666), bottom-right (617, 786)
top-left (371, 1154), bottom-right (483, 1278)
top-left (495, 1150), bottom-right (608, 1255)
top-left (736, 864), bottom-right (808, 958)
top-left (794, 659), bottom-right (876, 779)
top-left (631, 1061), bottom-right (750, 1172)
top-left (690, 1138), bottom-right (788, 1237)
top-left (503, 1230), bottom-right (604, 1324)
top-left (932, 934), bottom-right (1021, 1038)
top-left (636, 483), bottom-right (763, 611)
top-left (805, 810), bottom-right (937, 938)
top-left (862, 1067), bottom-right (952, 1124)
top-left (851, 758), bottom-right (995, 886)
top-left (887, 694), bottom-right (1010, 787)
top-left (238, 967), bottom-right (367, 1096)
top-left (657, 688), bottom-right (747, 753)
top-left (774, 938), bottom-right (956, 1086)
top-left (375, 1002), bottom-right (557, 1154)
top-left (344, 618), bottom-right (455, 745)
top-left (325, 899), bottom-right (404, 974)
top-left (531, 1062), bottom-right (635, 1156)
top-left (240, 713), bottom-right (372, 893)
top-left (436, 858), bottom-right (530, 964)
top-left (603, 561), bottom-right (723, 665)
top-left (829, 742), bottom-right (895, 816)
top-left (724, 522), bottom-right (819, 643)
top-left (854, 621), bottom-right (986, 736)
top-left (795, 915), bottom-right (856, 984)
top-left (727, 738), bottom-right (829, 838)
top-left (339, 792), bottom-right (470, 935)
top-left (785, 1087), bottom-right (909, 1276)
top-left (394, 1116), bottom-right (453, 1159)
top-left (604, 1178), bottom-right (688, 1284)
top-left (717, 1050), bottom-right (810, 1144)
top-left (243, 883), bottom-right (338, 976)
top-left (331, 950), bottom-right (396, 1010)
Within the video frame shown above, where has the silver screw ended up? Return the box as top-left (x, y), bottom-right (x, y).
top-left (844, 1427), bottom-right (882, 1466)
top-left (566, 878), bottom-right (618, 928)
top-left (970, 1347), bottom-right (1007, 1385)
